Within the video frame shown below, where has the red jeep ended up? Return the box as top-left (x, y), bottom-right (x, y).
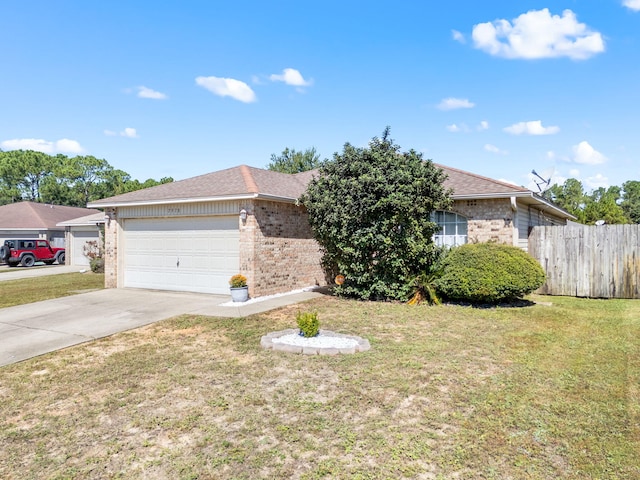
top-left (0, 239), bottom-right (66, 267)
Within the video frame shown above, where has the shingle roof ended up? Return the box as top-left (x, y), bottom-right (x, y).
top-left (0, 202), bottom-right (101, 229)
top-left (57, 212), bottom-right (106, 227)
top-left (436, 163), bottom-right (529, 196)
top-left (88, 165), bottom-right (313, 207)
top-left (88, 162), bottom-right (568, 220)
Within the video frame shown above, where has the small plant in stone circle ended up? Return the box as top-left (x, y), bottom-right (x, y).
top-left (296, 311), bottom-right (320, 338)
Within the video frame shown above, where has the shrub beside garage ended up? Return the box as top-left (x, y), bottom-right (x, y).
top-left (434, 243), bottom-right (546, 304)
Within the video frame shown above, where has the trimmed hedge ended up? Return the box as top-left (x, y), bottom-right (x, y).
top-left (434, 243), bottom-right (546, 304)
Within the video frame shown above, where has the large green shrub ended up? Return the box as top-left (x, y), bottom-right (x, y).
top-left (301, 127), bottom-right (451, 301)
top-left (434, 243), bottom-right (546, 304)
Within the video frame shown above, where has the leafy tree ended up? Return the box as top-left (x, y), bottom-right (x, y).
top-left (302, 127), bottom-right (452, 301)
top-left (267, 147), bottom-right (323, 173)
top-left (0, 150), bottom-right (53, 202)
top-left (544, 178), bottom-right (587, 222)
top-left (0, 150), bottom-right (173, 206)
top-left (583, 186), bottom-right (629, 225)
top-left (622, 180), bottom-right (640, 224)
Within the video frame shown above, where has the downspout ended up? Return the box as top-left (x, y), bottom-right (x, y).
top-left (510, 196), bottom-right (519, 247)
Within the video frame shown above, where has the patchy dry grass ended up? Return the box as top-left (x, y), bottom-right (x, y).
top-left (0, 294), bottom-right (638, 479)
top-left (0, 273), bottom-right (104, 307)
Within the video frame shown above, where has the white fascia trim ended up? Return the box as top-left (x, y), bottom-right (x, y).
top-left (87, 193), bottom-right (260, 209)
top-left (0, 227), bottom-right (54, 231)
top-left (87, 192), bottom-right (301, 209)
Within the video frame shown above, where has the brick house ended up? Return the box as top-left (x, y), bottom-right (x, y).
top-left (0, 201), bottom-right (101, 248)
top-left (87, 164), bottom-right (572, 298)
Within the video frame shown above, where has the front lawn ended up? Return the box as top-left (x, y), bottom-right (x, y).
top-left (0, 272), bottom-right (104, 308)
top-left (0, 294), bottom-right (638, 479)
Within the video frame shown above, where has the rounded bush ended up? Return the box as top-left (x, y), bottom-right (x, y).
top-left (434, 243), bottom-right (546, 304)
top-left (90, 257), bottom-right (105, 273)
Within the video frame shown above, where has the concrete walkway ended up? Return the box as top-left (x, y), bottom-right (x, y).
top-left (0, 285), bottom-right (325, 367)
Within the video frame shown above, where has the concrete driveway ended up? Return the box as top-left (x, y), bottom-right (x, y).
top-left (0, 286), bottom-right (324, 367)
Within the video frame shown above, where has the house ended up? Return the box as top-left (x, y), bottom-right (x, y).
top-left (56, 212), bottom-right (105, 266)
top-left (435, 164), bottom-right (573, 250)
top-left (0, 201), bottom-right (101, 249)
top-left (87, 164), bottom-right (573, 298)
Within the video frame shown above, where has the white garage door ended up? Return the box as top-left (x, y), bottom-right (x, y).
top-left (71, 230), bottom-right (99, 266)
top-left (123, 216), bottom-right (239, 294)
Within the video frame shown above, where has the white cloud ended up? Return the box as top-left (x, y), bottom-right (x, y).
top-left (446, 123), bottom-right (470, 133)
top-left (484, 143), bottom-right (508, 155)
top-left (569, 168), bottom-right (580, 177)
top-left (121, 128), bottom-right (138, 138)
top-left (499, 178), bottom-right (520, 186)
top-left (55, 139), bottom-right (84, 153)
top-left (1, 138), bottom-right (84, 154)
top-left (477, 120), bottom-right (489, 131)
top-left (623, 0), bottom-right (640, 11)
top-left (585, 173), bottom-right (609, 189)
top-left (472, 8), bottom-right (605, 60)
top-left (269, 68), bottom-right (312, 87)
top-left (437, 97), bottom-right (475, 110)
top-left (452, 30), bottom-right (465, 43)
top-left (104, 128), bottom-right (138, 138)
top-left (572, 141), bottom-right (607, 165)
top-left (195, 76), bottom-right (257, 103)
top-left (504, 120), bottom-right (560, 135)
top-left (137, 86), bottom-right (167, 100)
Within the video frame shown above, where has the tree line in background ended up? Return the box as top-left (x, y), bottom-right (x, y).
top-left (0, 150), bottom-right (173, 207)
top-left (3, 146), bottom-right (637, 225)
top-left (543, 178), bottom-right (640, 224)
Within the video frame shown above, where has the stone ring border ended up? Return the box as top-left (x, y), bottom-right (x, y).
top-left (260, 329), bottom-right (371, 355)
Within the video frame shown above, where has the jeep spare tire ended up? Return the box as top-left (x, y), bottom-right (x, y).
top-left (0, 245), bottom-right (9, 262)
top-left (21, 255), bottom-right (35, 267)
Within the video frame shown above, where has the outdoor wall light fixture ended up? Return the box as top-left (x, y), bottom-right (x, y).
top-left (239, 209), bottom-right (248, 222)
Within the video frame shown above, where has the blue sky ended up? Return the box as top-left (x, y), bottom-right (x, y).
top-left (1, 1), bottom-right (639, 193)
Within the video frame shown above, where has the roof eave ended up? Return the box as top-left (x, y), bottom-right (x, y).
top-left (0, 227), bottom-right (60, 231)
top-left (452, 191), bottom-right (576, 220)
top-left (87, 192), bottom-right (300, 209)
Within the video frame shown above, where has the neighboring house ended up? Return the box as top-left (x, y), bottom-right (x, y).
top-left (57, 212), bottom-right (105, 266)
top-left (88, 164), bottom-right (573, 298)
top-left (0, 201), bottom-right (101, 248)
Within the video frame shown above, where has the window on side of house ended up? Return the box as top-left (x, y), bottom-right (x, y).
top-left (431, 211), bottom-right (468, 247)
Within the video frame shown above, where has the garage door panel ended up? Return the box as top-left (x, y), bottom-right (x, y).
top-left (71, 230), bottom-right (99, 266)
top-left (123, 217), bottom-right (239, 294)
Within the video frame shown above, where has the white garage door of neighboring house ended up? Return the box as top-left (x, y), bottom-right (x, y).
top-left (123, 216), bottom-right (239, 294)
top-left (71, 230), bottom-right (99, 266)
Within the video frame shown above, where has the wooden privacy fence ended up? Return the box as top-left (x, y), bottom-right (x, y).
top-left (528, 225), bottom-right (640, 299)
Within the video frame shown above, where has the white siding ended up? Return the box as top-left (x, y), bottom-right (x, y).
top-left (69, 229), bottom-right (99, 266)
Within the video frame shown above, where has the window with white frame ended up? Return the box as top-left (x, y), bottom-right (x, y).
top-left (431, 211), bottom-right (468, 247)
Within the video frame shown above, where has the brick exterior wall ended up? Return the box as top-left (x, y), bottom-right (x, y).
top-left (103, 208), bottom-right (118, 288)
top-left (240, 199), bottom-right (326, 297)
top-left (452, 198), bottom-right (516, 245)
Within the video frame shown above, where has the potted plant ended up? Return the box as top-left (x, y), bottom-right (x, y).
top-left (229, 274), bottom-right (249, 302)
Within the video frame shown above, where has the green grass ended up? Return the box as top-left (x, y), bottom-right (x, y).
top-left (0, 294), bottom-right (638, 479)
top-left (0, 273), bottom-right (104, 307)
